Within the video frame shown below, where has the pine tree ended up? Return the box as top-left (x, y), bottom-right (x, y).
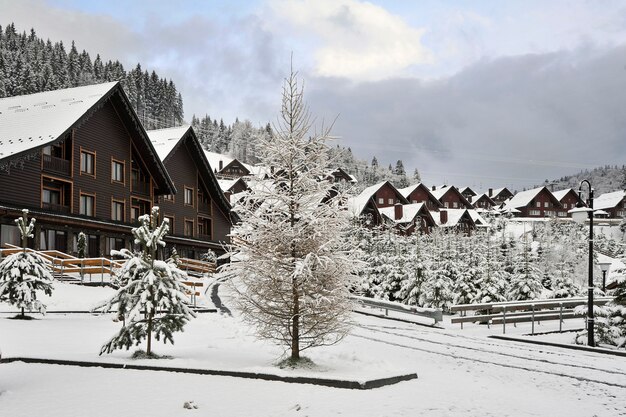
top-left (97, 207), bottom-right (196, 356)
top-left (224, 67), bottom-right (359, 363)
top-left (0, 210), bottom-right (54, 318)
top-left (413, 168), bottom-right (421, 183)
top-left (508, 236), bottom-right (544, 301)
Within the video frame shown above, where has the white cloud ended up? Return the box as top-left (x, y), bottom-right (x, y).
top-left (269, 0), bottom-right (432, 80)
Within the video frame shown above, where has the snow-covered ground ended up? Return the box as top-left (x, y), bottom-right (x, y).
top-left (1, 283), bottom-right (625, 417)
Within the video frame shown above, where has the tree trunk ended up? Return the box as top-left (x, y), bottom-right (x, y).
top-left (291, 281), bottom-right (300, 360)
top-left (146, 311), bottom-right (153, 355)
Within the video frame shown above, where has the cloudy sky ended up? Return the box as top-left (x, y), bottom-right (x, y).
top-left (3, 0), bottom-right (626, 191)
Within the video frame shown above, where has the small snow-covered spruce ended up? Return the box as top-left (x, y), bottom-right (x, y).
top-left (508, 235), bottom-right (544, 301)
top-left (97, 207), bottom-right (196, 356)
top-left (77, 231), bottom-right (86, 259)
top-left (224, 66), bottom-right (361, 362)
top-left (0, 209), bottom-right (53, 318)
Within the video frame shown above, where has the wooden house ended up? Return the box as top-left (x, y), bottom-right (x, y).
top-left (379, 203), bottom-right (436, 235)
top-left (430, 186), bottom-right (473, 209)
top-left (487, 187), bottom-right (514, 204)
top-left (398, 183), bottom-right (443, 211)
top-left (500, 186), bottom-right (562, 217)
top-left (552, 189), bottom-right (584, 218)
top-left (148, 125), bottom-right (234, 257)
top-left (458, 186), bottom-right (477, 201)
top-left (594, 190), bottom-right (626, 219)
top-left (471, 192), bottom-right (497, 211)
top-left (0, 82), bottom-right (175, 256)
top-left (203, 151), bottom-right (251, 179)
top-left (347, 180), bottom-right (408, 226)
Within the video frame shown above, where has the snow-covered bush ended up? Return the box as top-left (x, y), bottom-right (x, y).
top-left (0, 209), bottom-right (53, 318)
top-left (97, 207), bottom-right (196, 356)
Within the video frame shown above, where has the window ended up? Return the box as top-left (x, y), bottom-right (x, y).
top-left (558, 211), bottom-right (567, 217)
top-left (444, 202), bottom-right (449, 208)
top-left (544, 202), bottom-right (549, 208)
top-left (80, 150), bottom-right (95, 175)
top-left (388, 198), bottom-right (394, 205)
top-left (184, 187), bottom-right (194, 206)
top-left (562, 203), bottom-right (567, 209)
top-left (184, 219), bottom-right (194, 237)
top-left (112, 200), bottom-right (125, 222)
top-left (163, 194), bottom-right (174, 202)
top-left (412, 200), bottom-right (417, 204)
top-left (80, 193), bottom-right (95, 216)
top-left (378, 198), bottom-right (384, 205)
top-left (112, 160), bottom-right (124, 183)
top-left (453, 202), bottom-right (459, 208)
top-left (529, 209), bottom-right (540, 216)
top-left (42, 188), bottom-right (61, 205)
top-left (536, 201), bottom-right (541, 208)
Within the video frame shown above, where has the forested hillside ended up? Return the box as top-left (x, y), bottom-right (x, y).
top-left (540, 165), bottom-right (626, 195)
top-left (0, 23), bottom-right (183, 130)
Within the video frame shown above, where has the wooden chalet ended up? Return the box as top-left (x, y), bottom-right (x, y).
top-left (435, 209), bottom-right (484, 234)
top-left (0, 82), bottom-right (176, 256)
top-left (430, 185), bottom-right (473, 209)
top-left (471, 192), bottom-right (497, 210)
top-left (203, 150), bottom-right (251, 179)
top-left (458, 186), bottom-right (477, 201)
top-left (326, 167), bottom-right (357, 184)
top-left (148, 125), bottom-right (234, 257)
top-left (398, 183), bottom-right (442, 211)
top-left (487, 187), bottom-right (514, 204)
top-left (359, 181), bottom-right (408, 209)
top-left (552, 189), bottom-right (584, 218)
top-left (594, 190), bottom-right (626, 219)
top-left (379, 203), bottom-right (436, 235)
top-left (500, 186), bottom-right (562, 217)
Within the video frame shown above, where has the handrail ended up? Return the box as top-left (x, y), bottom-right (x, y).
top-left (351, 295), bottom-right (443, 324)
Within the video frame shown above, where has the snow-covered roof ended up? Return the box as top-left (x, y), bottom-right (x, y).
top-left (458, 186), bottom-right (476, 196)
top-left (379, 203), bottom-right (426, 224)
top-left (501, 186), bottom-right (553, 210)
top-left (467, 209), bottom-right (488, 226)
top-left (0, 82), bottom-right (118, 162)
top-left (488, 187), bottom-right (510, 198)
top-left (147, 125), bottom-right (192, 160)
top-left (594, 190), bottom-right (625, 210)
top-left (472, 192), bottom-right (495, 205)
top-left (552, 188), bottom-right (576, 201)
top-left (436, 209), bottom-right (467, 227)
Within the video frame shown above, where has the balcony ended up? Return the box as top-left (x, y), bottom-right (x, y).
top-left (42, 154), bottom-right (71, 176)
top-left (131, 180), bottom-right (151, 196)
top-left (42, 202), bottom-right (70, 214)
top-left (197, 233), bottom-right (212, 242)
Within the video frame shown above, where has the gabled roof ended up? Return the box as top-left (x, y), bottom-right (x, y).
top-left (459, 186), bottom-right (477, 197)
top-left (594, 190), bottom-right (626, 211)
top-left (327, 167), bottom-right (357, 183)
top-left (379, 203), bottom-right (426, 224)
top-left (436, 209), bottom-right (472, 227)
top-left (488, 187), bottom-right (514, 199)
top-left (501, 186), bottom-right (560, 210)
top-left (430, 185), bottom-right (473, 208)
top-left (398, 183), bottom-right (443, 207)
top-left (467, 209), bottom-right (488, 226)
top-left (0, 82), bottom-right (117, 161)
top-left (472, 192), bottom-right (496, 207)
top-left (203, 150), bottom-right (252, 176)
top-left (552, 188), bottom-right (578, 201)
top-left (356, 181), bottom-right (408, 205)
top-left (218, 177), bottom-right (248, 193)
top-left (0, 81), bottom-right (175, 193)
top-left (147, 125), bottom-right (232, 216)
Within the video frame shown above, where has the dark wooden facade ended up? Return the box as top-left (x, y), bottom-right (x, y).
top-left (401, 184), bottom-right (442, 211)
top-left (489, 187), bottom-right (514, 204)
top-left (472, 193), bottom-right (496, 210)
top-left (0, 83), bottom-right (230, 259)
top-left (371, 181), bottom-right (408, 208)
top-left (554, 189), bottom-right (583, 218)
top-left (516, 188), bottom-right (562, 217)
top-left (433, 186), bottom-right (473, 209)
top-left (153, 127), bottom-right (233, 257)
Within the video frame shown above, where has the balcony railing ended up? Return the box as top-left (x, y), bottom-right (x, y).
top-left (42, 154), bottom-right (70, 176)
top-left (131, 181), bottom-right (151, 196)
top-left (42, 202), bottom-right (70, 214)
top-left (197, 233), bottom-right (212, 241)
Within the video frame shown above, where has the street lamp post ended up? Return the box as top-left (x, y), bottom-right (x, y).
top-left (568, 179), bottom-right (595, 347)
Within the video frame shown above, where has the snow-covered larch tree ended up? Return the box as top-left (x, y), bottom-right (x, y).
top-left (97, 207), bottom-right (196, 357)
top-left (0, 209), bottom-right (53, 318)
top-left (224, 67), bottom-right (360, 364)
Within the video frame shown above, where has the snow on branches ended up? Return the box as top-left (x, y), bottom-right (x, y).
top-left (97, 207), bottom-right (196, 356)
top-left (0, 209), bottom-right (54, 318)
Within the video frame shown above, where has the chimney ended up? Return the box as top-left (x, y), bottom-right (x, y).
top-left (432, 185), bottom-right (436, 191)
top-left (219, 160), bottom-right (223, 171)
top-left (440, 210), bottom-right (448, 224)
top-left (468, 195), bottom-right (473, 203)
top-left (488, 188), bottom-right (493, 197)
top-left (394, 203), bottom-right (403, 220)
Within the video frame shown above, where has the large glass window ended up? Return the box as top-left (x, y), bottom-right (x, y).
top-left (184, 187), bottom-right (194, 206)
top-left (112, 200), bottom-right (125, 222)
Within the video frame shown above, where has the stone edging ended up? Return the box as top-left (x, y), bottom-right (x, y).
top-left (489, 335), bottom-right (626, 357)
top-left (0, 357), bottom-right (417, 390)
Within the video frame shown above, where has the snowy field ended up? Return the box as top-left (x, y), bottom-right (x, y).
top-left (1, 283), bottom-right (625, 417)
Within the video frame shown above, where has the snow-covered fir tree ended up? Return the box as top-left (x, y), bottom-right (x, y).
top-left (97, 207), bottom-right (196, 357)
top-left (398, 232), bottom-right (431, 305)
top-left (508, 235), bottom-right (544, 301)
top-left (420, 230), bottom-right (457, 310)
top-left (224, 67), bottom-right (360, 363)
top-left (0, 209), bottom-right (53, 318)
top-left (474, 229), bottom-right (508, 304)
